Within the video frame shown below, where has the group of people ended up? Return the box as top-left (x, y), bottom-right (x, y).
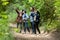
top-left (15, 7), bottom-right (40, 34)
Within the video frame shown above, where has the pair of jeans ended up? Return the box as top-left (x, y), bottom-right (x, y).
top-left (17, 22), bottom-right (22, 32)
top-left (31, 21), bottom-right (36, 34)
top-left (23, 22), bottom-right (30, 33)
top-left (34, 22), bottom-right (40, 34)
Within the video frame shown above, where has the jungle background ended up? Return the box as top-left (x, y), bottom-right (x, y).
top-left (0, 0), bottom-right (60, 40)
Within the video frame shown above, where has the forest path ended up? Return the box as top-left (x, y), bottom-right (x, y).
top-left (9, 23), bottom-right (60, 40)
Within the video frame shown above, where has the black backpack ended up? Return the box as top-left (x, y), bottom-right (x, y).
top-left (30, 12), bottom-right (35, 17)
top-left (35, 11), bottom-right (40, 22)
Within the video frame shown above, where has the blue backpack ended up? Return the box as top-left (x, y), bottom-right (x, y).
top-left (24, 14), bottom-right (26, 18)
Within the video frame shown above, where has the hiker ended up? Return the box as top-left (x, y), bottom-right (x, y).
top-left (29, 7), bottom-right (36, 34)
top-left (22, 10), bottom-right (30, 33)
top-left (34, 10), bottom-right (40, 34)
top-left (15, 8), bottom-right (23, 33)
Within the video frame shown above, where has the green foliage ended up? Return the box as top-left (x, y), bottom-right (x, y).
top-left (13, 28), bottom-right (20, 33)
top-left (54, 0), bottom-right (60, 31)
top-left (0, 18), bottom-right (14, 40)
top-left (0, 0), bottom-right (14, 40)
top-left (0, 0), bottom-right (60, 40)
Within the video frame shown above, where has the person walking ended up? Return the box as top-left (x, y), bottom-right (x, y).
top-left (29, 7), bottom-right (36, 34)
top-left (34, 10), bottom-right (40, 34)
top-left (22, 10), bottom-right (30, 33)
top-left (15, 8), bottom-right (23, 33)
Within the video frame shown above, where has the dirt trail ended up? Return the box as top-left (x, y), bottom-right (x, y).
top-left (9, 23), bottom-right (60, 40)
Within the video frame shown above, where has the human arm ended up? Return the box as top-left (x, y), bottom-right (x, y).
top-left (15, 9), bottom-right (20, 14)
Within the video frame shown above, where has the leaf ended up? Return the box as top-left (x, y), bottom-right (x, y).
top-left (2, 1), bottom-right (9, 5)
top-left (29, 0), bottom-right (35, 4)
top-left (1, 0), bottom-right (7, 1)
top-left (1, 15), bottom-right (8, 19)
top-left (29, 0), bottom-right (33, 3)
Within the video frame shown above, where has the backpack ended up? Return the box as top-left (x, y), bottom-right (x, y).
top-left (31, 13), bottom-right (34, 17)
top-left (30, 12), bottom-right (35, 21)
top-left (23, 14), bottom-right (28, 21)
top-left (24, 14), bottom-right (26, 18)
top-left (35, 11), bottom-right (40, 22)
